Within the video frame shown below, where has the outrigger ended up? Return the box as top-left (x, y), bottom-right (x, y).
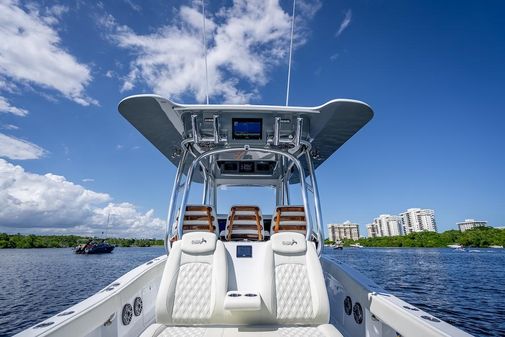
top-left (16, 95), bottom-right (472, 337)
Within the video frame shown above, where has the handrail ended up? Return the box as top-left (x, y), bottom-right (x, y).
top-left (165, 149), bottom-right (189, 253)
top-left (176, 146), bottom-right (314, 242)
top-left (305, 150), bottom-right (324, 255)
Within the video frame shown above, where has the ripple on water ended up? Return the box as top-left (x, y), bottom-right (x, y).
top-left (326, 247), bottom-right (505, 337)
top-left (0, 247), bottom-right (165, 336)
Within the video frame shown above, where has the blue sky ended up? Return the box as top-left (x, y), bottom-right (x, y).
top-left (0, 0), bottom-right (504, 238)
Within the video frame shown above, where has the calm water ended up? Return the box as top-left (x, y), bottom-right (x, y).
top-left (0, 247), bottom-right (504, 336)
top-left (325, 248), bottom-right (505, 336)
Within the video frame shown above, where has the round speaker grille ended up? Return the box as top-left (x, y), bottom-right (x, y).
top-left (133, 297), bottom-right (143, 316)
top-left (353, 302), bottom-right (363, 324)
top-left (344, 296), bottom-right (352, 315)
top-left (122, 303), bottom-right (133, 325)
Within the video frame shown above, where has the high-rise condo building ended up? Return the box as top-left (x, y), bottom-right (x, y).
top-left (457, 219), bottom-right (487, 232)
top-left (372, 214), bottom-right (403, 237)
top-left (400, 208), bottom-right (437, 233)
top-left (366, 223), bottom-right (379, 238)
top-left (328, 221), bottom-right (360, 241)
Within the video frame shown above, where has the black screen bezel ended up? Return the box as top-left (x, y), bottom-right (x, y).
top-left (236, 245), bottom-right (253, 258)
top-left (232, 118), bottom-right (263, 140)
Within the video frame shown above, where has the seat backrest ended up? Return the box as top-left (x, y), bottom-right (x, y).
top-left (156, 232), bottom-right (227, 325)
top-left (262, 232), bottom-right (329, 325)
top-left (226, 205), bottom-right (265, 241)
top-left (172, 205), bottom-right (219, 240)
top-left (271, 205), bottom-right (307, 235)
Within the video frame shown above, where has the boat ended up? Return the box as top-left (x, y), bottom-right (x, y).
top-left (74, 239), bottom-right (115, 254)
top-left (333, 241), bottom-right (343, 250)
top-left (15, 94), bottom-right (473, 337)
top-left (447, 244), bottom-right (463, 249)
top-left (489, 245), bottom-right (503, 249)
top-left (349, 243), bottom-right (363, 248)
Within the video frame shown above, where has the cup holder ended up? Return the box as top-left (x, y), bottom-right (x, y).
top-left (245, 293), bottom-right (257, 297)
top-left (228, 293), bottom-right (242, 297)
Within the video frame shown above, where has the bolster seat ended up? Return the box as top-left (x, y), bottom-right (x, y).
top-left (141, 230), bottom-right (342, 337)
top-left (155, 231), bottom-right (227, 325)
top-left (271, 206), bottom-right (307, 236)
top-left (221, 205), bottom-right (269, 241)
top-left (171, 205), bottom-right (220, 241)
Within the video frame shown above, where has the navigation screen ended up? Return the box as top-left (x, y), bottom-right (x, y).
top-left (232, 118), bottom-right (262, 140)
top-left (237, 245), bottom-right (252, 258)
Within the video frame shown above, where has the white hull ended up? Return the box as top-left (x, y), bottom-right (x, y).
top-left (16, 253), bottom-right (471, 337)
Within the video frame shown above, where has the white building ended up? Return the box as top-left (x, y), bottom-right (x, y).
top-left (400, 208), bottom-right (437, 233)
top-left (372, 214), bottom-right (403, 237)
top-left (457, 219), bottom-right (487, 232)
top-left (366, 223), bottom-right (379, 238)
top-left (328, 221), bottom-right (360, 241)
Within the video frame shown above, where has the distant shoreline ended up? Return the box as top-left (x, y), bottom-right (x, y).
top-left (326, 227), bottom-right (505, 249)
top-left (0, 233), bottom-right (164, 249)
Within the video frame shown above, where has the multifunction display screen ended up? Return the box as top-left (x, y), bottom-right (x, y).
top-left (232, 118), bottom-right (262, 140)
top-left (236, 245), bottom-right (252, 258)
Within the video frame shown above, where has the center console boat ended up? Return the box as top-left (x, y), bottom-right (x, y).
top-left (16, 95), bottom-right (472, 337)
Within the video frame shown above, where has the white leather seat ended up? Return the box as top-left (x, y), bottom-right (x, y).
top-left (141, 324), bottom-right (342, 337)
top-left (263, 232), bottom-right (330, 325)
top-left (155, 231), bottom-right (227, 325)
top-left (141, 231), bottom-right (342, 337)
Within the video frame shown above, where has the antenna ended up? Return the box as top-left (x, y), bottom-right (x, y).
top-left (201, 0), bottom-right (209, 104)
top-left (285, 0), bottom-right (296, 106)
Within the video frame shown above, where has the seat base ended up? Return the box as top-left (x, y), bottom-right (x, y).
top-left (140, 324), bottom-right (343, 337)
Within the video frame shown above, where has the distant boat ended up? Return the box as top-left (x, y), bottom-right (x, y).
top-left (74, 239), bottom-right (114, 254)
top-left (350, 243), bottom-right (363, 248)
top-left (489, 245), bottom-right (503, 249)
top-left (332, 241), bottom-right (343, 250)
top-left (447, 244), bottom-right (463, 249)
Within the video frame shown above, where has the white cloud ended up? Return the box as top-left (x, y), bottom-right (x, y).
top-left (124, 0), bottom-right (141, 12)
top-left (0, 159), bottom-right (164, 238)
top-left (0, 96), bottom-right (28, 116)
top-left (0, 133), bottom-right (47, 160)
top-left (2, 124), bottom-right (20, 130)
top-left (335, 9), bottom-right (352, 37)
top-left (82, 178), bottom-right (95, 182)
top-left (105, 0), bottom-right (320, 103)
top-left (0, 0), bottom-right (96, 106)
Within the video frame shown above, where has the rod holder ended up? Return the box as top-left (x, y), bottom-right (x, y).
top-left (213, 115), bottom-right (220, 144)
top-left (295, 117), bottom-right (303, 148)
top-left (191, 114), bottom-right (199, 143)
top-left (273, 117), bottom-right (281, 146)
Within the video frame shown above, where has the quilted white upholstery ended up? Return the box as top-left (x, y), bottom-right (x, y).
top-left (141, 325), bottom-right (343, 337)
top-left (278, 326), bottom-right (325, 337)
top-left (275, 264), bottom-right (313, 321)
top-left (172, 263), bottom-right (212, 323)
top-left (267, 232), bottom-right (330, 325)
top-left (157, 327), bottom-right (206, 337)
top-left (155, 232), bottom-right (227, 325)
